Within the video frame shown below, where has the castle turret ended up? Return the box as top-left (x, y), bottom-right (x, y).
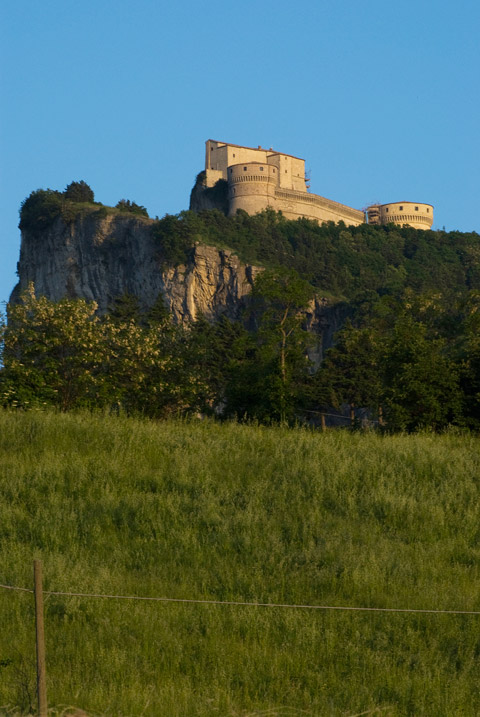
top-left (228, 162), bottom-right (278, 216)
top-left (367, 202), bottom-right (433, 230)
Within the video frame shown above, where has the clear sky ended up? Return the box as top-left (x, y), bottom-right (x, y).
top-left (1, 0), bottom-right (480, 305)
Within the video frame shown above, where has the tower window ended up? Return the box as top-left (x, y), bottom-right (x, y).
top-left (260, 166), bottom-right (264, 171)
top-left (415, 206), bottom-right (419, 211)
top-left (243, 167), bottom-right (247, 171)
top-left (385, 208), bottom-right (389, 213)
top-left (399, 206), bottom-right (403, 211)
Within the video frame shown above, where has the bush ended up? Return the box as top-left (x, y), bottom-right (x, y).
top-left (19, 189), bottom-right (64, 233)
top-left (115, 199), bottom-right (149, 218)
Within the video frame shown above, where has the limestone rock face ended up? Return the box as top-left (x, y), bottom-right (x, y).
top-left (10, 213), bottom-right (259, 322)
top-left (10, 211), bottom-right (347, 357)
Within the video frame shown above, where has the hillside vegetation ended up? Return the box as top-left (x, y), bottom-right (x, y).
top-left (9, 186), bottom-right (480, 430)
top-left (1, 411), bottom-right (480, 716)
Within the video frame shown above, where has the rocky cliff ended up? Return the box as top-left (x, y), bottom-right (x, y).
top-left (11, 211), bottom-right (348, 360)
top-left (11, 212), bottom-right (261, 323)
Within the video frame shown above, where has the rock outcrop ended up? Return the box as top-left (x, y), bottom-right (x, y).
top-left (10, 212), bottom-right (260, 323)
top-left (11, 211), bottom-right (348, 360)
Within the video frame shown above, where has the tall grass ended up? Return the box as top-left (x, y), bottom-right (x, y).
top-left (1, 411), bottom-right (480, 715)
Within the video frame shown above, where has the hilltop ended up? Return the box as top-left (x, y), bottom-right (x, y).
top-left (4, 183), bottom-right (480, 429)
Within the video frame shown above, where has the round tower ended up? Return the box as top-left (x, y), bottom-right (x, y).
top-left (368, 202), bottom-right (433, 230)
top-left (227, 162), bottom-right (278, 216)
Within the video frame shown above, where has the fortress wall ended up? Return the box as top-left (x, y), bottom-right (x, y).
top-left (275, 189), bottom-right (365, 226)
top-left (228, 163), bottom-right (277, 216)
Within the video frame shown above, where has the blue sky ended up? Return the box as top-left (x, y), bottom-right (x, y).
top-left (1, 0), bottom-right (480, 304)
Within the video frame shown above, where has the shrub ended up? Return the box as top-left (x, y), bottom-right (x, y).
top-left (19, 189), bottom-right (64, 233)
top-left (115, 199), bottom-right (149, 218)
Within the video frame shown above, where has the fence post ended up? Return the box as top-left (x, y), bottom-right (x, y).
top-left (33, 560), bottom-right (48, 717)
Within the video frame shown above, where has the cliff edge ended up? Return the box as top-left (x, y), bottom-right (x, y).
top-left (11, 212), bottom-right (259, 323)
top-left (11, 210), bottom-right (348, 362)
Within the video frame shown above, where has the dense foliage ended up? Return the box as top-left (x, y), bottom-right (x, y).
top-left (1, 412), bottom-right (480, 715)
top-left (19, 183), bottom-right (97, 234)
top-left (3, 277), bottom-right (480, 430)
top-left (18, 182), bottom-right (151, 235)
top-left (151, 209), bottom-right (480, 301)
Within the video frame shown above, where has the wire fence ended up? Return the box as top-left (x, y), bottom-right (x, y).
top-left (2, 581), bottom-right (480, 615)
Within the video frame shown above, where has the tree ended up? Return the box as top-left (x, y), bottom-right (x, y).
top-left (246, 268), bottom-right (314, 422)
top-left (107, 294), bottom-right (141, 325)
top-left (315, 321), bottom-right (383, 425)
top-left (382, 316), bottom-right (462, 431)
top-left (64, 181), bottom-right (95, 203)
top-left (1, 284), bottom-right (104, 410)
top-left (18, 189), bottom-right (64, 233)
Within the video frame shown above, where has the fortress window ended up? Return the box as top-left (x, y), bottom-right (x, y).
top-left (415, 206), bottom-right (419, 211)
top-left (243, 167), bottom-right (247, 171)
top-left (427, 208), bottom-right (430, 213)
top-left (233, 153), bottom-right (235, 157)
top-left (385, 208), bottom-right (389, 213)
top-left (260, 166), bottom-right (264, 171)
top-left (399, 206), bottom-right (403, 211)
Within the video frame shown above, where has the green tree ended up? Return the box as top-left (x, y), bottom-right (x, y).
top-left (246, 268), bottom-right (314, 422)
top-left (107, 293), bottom-right (141, 325)
top-left (64, 180), bottom-right (95, 203)
top-left (315, 321), bottom-right (383, 425)
top-left (1, 284), bottom-right (105, 410)
top-left (0, 285), bottom-right (193, 417)
top-left (382, 316), bottom-right (462, 431)
top-left (18, 189), bottom-right (64, 233)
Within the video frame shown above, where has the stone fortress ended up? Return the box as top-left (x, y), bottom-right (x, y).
top-left (197, 140), bottom-right (434, 230)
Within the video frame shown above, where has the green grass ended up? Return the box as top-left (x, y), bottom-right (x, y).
top-left (1, 411), bottom-right (480, 715)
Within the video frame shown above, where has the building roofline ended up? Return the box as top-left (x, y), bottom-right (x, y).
top-left (206, 139), bottom-right (305, 162)
top-left (377, 201), bottom-right (434, 209)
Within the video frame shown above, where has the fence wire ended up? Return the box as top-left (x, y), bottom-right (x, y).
top-left (1, 582), bottom-right (479, 615)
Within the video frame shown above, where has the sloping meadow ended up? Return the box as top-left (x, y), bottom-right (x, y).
top-left (1, 411), bottom-right (480, 715)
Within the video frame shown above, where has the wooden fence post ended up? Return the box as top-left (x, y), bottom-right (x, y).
top-left (34, 560), bottom-right (47, 717)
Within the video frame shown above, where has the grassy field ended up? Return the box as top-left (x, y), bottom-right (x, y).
top-left (1, 411), bottom-right (480, 716)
